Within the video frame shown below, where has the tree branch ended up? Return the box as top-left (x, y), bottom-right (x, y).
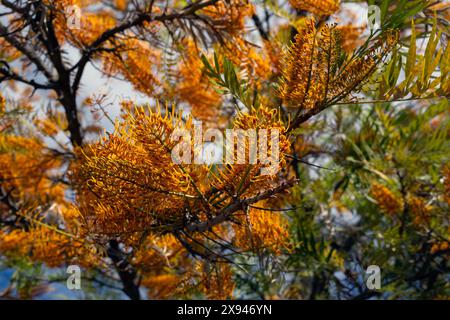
top-left (185, 180), bottom-right (298, 233)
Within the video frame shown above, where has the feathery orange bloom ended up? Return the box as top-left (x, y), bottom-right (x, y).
top-left (289, 0), bottom-right (340, 16)
top-left (370, 182), bottom-right (403, 216)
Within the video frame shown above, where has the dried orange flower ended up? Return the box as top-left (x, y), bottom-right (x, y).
top-left (74, 105), bottom-right (195, 237)
top-left (142, 274), bottom-right (182, 300)
top-left (177, 41), bottom-right (222, 122)
top-left (115, 0), bottom-right (128, 11)
top-left (0, 93), bottom-right (5, 115)
top-left (212, 106), bottom-right (290, 197)
top-left (370, 182), bottom-right (403, 216)
top-left (34, 118), bottom-right (59, 136)
top-left (0, 206), bottom-right (98, 268)
top-left (233, 205), bottom-right (291, 255)
top-left (408, 196), bottom-right (433, 226)
top-left (101, 39), bottom-right (161, 96)
top-left (289, 0), bottom-right (340, 16)
top-left (431, 241), bottom-right (449, 255)
top-left (202, 0), bottom-right (254, 36)
top-left (337, 24), bottom-right (366, 53)
top-left (278, 18), bottom-right (396, 111)
top-left (197, 262), bottom-right (235, 300)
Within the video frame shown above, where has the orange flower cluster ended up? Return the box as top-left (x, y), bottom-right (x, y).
top-left (431, 241), bottom-right (449, 255)
top-left (370, 183), bottom-right (403, 216)
top-left (289, 0), bottom-right (340, 16)
top-left (134, 234), bottom-right (182, 268)
top-left (101, 39), bottom-right (161, 96)
top-left (197, 262), bottom-right (235, 300)
top-left (211, 106), bottom-right (290, 198)
top-left (264, 40), bottom-right (283, 78)
top-left (115, 0), bottom-right (128, 11)
top-left (0, 105), bottom-right (99, 268)
top-left (4, 0), bottom-right (443, 301)
top-left (408, 196), bottom-right (433, 226)
top-left (75, 103), bottom-right (291, 240)
top-left (69, 12), bottom-right (117, 45)
top-left (337, 25), bottom-right (366, 53)
top-left (177, 41), bottom-right (222, 122)
top-left (0, 93), bottom-right (5, 115)
top-left (0, 207), bottom-right (98, 268)
top-left (219, 37), bottom-right (272, 89)
top-left (202, 0), bottom-right (255, 36)
top-left (233, 205), bottom-right (290, 255)
top-left (277, 18), bottom-right (318, 109)
top-left (278, 19), bottom-right (359, 108)
top-left (278, 18), bottom-right (397, 109)
top-left (192, 1), bottom-right (272, 92)
top-left (133, 233), bottom-right (193, 299)
top-left (33, 118), bottom-right (59, 137)
top-left (0, 134), bottom-right (64, 204)
top-left (70, 102), bottom-right (294, 297)
top-left (136, 233), bottom-right (238, 299)
top-left (141, 274), bottom-right (182, 299)
top-left (43, 0), bottom-right (106, 44)
top-left (74, 106), bottom-right (196, 237)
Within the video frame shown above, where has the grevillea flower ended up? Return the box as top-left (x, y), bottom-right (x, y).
top-left (370, 182), bottom-right (403, 216)
top-left (289, 0), bottom-right (340, 16)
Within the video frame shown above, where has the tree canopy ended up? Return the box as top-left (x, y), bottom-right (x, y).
top-left (0, 0), bottom-right (448, 300)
